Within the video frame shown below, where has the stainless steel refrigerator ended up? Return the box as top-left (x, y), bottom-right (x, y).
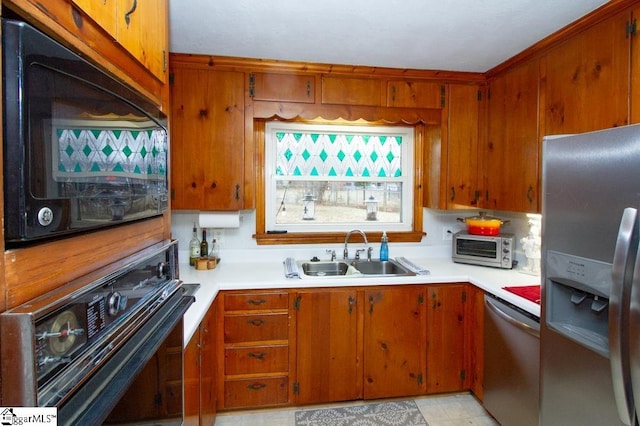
top-left (541, 124), bottom-right (640, 426)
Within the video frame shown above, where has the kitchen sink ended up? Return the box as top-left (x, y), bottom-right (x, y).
top-left (351, 260), bottom-right (413, 276)
top-left (300, 261), bottom-right (351, 276)
top-left (298, 259), bottom-right (415, 278)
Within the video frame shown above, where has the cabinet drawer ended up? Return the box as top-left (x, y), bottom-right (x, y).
top-left (224, 313), bottom-right (289, 343)
top-left (224, 292), bottom-right (289, 311)
top-left (223, 377), bottom-right (288, 408)
top-left (225, 345), bottom-right (288, 375)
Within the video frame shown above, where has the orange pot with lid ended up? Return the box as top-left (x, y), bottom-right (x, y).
top-left (457, 211), bottom-right (510, 236)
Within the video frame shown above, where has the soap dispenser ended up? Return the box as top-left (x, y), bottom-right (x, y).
top-left (380, 231), bottom-right (389, 261)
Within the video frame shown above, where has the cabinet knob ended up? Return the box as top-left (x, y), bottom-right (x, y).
top-left (211, 181), bottom-right (217, 189)
top-left (248, 319), bottom-right (265, 327)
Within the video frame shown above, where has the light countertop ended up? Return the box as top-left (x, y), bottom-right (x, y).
top-left (180, 257), bottom-right (541, 347)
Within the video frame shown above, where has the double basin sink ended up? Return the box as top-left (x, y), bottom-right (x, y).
top-left (299, 259), bottom-right (415, 278)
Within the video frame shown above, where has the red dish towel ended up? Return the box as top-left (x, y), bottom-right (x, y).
top-left (503, 285), bottom-right (541, 304)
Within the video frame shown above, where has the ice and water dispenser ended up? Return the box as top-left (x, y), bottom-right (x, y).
top-left (545, 250), bottom-right (612, 357)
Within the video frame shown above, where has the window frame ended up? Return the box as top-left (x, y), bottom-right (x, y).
top-left (264, 121), bottom-right (414, 234)
top-left (254, 119), bottom-right (426, 245)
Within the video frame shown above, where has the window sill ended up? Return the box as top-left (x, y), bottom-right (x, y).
top-left (254, 231), bottom-right (425, 245)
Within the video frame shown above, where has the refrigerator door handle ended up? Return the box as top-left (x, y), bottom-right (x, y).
top-left (630, 230), bottom-right (640, 425)
top-left (610, 207), bottom-right (638, 426)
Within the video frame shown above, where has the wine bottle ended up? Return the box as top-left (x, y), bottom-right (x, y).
top-left (200, 229), bottom-right (209, 258)
top-left (189, 224), bottom-right (200, 266)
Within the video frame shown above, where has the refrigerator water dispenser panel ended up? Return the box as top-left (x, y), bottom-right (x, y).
top-left (546, 250), bottom-right (612, 357)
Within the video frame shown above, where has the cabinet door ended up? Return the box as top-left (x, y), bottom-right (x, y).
top-left (250, 72), bottom-right (315, 103)
top-left (321, 76), bottom-right (384, 106)
top-left (446, 84), bottom-right (482, 208)
top-left (183, 329), bottom-right (200, 426)
top-left (485, 59), bottom-right (539, 212)
top-left (71, 0), bottom-right (117, 37)
top-left (387, 80), bottom-right (442, 108)
top-left (543, 10), bottom-right (629, 133)
top-left (295, 289), bottom-right (361, 404)
top-left (200, 301), bottom-right (217, 425)
top-left (426, 284), bottom-right (468, 393)
top-left (171, 67), bottom-right (245, 210)
top-left (116, 0), bottom-right (168, 81)
top-left (363, 286), bottom-right (426, 399)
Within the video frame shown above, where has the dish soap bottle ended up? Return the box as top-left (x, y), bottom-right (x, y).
top-left (380, 231), bottom-right (389, 261)
top-left (189, 224), bottom-right (200, 266)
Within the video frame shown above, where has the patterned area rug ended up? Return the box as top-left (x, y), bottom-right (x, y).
top-left (295, 400), bottom-right (428, 426)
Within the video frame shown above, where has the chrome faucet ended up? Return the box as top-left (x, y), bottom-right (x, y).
top-left (344, 229), bottom-right (372, 261)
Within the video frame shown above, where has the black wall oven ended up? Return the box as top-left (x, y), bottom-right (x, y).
top-left (2, 18), bottom-right (168, 246)
top-left (0, 240), bottom-right (194, 425)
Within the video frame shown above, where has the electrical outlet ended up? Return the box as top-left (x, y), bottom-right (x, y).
top-left (442, 227), bottom-right (453, 241)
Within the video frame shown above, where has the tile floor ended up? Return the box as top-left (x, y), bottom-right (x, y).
top-left (214, 392), bottom-right (500, 425)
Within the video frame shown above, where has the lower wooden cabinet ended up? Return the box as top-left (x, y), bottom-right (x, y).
top-left (363, 286), bottom-right (427, 399)
top-left (184, 301), bottom-right (217, 425)
top-left (215, 284), bottom-right (481, 411)
top-left (216, 290), bottom-right (293, 410)
top-left (294, 288), bottom-right (362, 404)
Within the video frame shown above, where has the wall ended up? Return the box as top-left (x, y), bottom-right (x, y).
top-left (171, 208), bottom-right (535, 267)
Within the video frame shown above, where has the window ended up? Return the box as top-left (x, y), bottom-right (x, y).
top-left (265, 121), bottom-right (415, 234)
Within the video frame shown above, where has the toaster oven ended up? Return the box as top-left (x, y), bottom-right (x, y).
top-left (452, 231), bottom-right (515, 269)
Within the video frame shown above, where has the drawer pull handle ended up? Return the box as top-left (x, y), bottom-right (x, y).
top-left (248, 298), bottom-right (267, 305)
top-left (248, 351), bottom-right (267, 360)
top-left (248, 319), bottom-right (265, 326)
top-left (247, 383), bottom-right (267, 390)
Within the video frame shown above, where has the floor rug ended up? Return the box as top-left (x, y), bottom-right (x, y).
top-left (295, 400), bottom-right (428, 426)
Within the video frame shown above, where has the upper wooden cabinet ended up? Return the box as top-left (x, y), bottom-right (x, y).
top-left (387, 80), bottom-right (443, 108)
top-left (72, 0), bottom-right (168, 82)
top-left (321, 75), bottom-right (385, 106)
top-left (485, 58), bottom-right (540, 213)
top-left (444, 84), bottom-right (483, 209)
top-left (249, 72), bottom-right (316, 103)
top-left (170, 65), bottom-right (245, 210)
top-left (542, 9), bottom-right (630, 134)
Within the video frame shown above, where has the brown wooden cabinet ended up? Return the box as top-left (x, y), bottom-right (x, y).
top-left (542, 10), bottom-right (629, 134)
top-left (485, 58), bottom-right (540, 213)
top-left (426, 284), bottom-right (470, 393)
top-left (249, 72), bottom-right (316, 103)
top-left (387, 80), bottom-right (443, 108)
top-left (184, 303), bottom-right (217, 425)
top-left (321, 75), bottom-right (385, 106)
top-left (294, 288), bottom-right (362, 404)
top-left (216, 291), bottom-right (292, 410)
top-left (170, 65), bottom-right (245, 210)
top-left (363, 286), bottom-right (427, 399)
top-left (71, 0), bottom-right (168, 82)
top-left (294, 286), bottom-right (427, 403)
top-left (444, 84), bottom-right (483, 209)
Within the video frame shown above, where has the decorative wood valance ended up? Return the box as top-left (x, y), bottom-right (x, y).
top-left (252, 101), bottom-right (443, 125)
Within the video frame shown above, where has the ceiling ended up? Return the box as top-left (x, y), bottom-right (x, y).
top-left (168, 0), bottom-right (609, 73)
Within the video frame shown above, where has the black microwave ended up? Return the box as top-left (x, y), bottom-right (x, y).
top-left (2, 19), bottom-right (168, 246)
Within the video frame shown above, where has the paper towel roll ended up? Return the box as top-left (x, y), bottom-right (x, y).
top-left (198, 211), bottom-right (240, 228)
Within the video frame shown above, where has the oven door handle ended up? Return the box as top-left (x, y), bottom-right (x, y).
top-left (58, 290), bottom-right (194, 425)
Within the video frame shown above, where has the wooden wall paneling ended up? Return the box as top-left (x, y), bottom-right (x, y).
top-left (3, 215), bottom-right (169, 308)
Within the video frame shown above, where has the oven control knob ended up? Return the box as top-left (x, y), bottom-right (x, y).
top-left (107, 291), bottom-right (127, 316)
top-left (37, 207), bottom-right (54, 227)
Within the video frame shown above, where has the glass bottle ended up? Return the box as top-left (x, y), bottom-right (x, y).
top-left (200, 229), bottom-right (209, 258)
top-left (379, 231), bottom-right (389, 261)
top-left (189, 224), bottom-right (200, 266)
